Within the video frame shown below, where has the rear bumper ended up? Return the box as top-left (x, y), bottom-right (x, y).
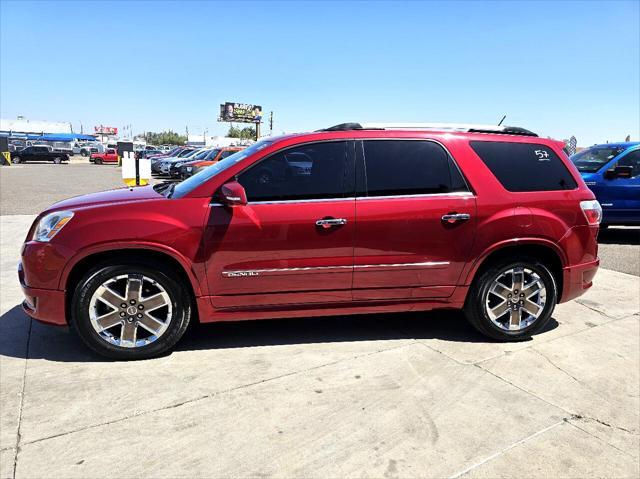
top-left (19, 262), bottom-right (67, 326)
top-left (560, 258), bottom-right (600, 303)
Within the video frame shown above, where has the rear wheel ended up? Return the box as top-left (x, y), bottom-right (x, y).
top-left (53, 157), bottom-right (62, 164)
top-left (71, 263), bottom-right (192, 360)
top-left (464, 258), bottom-right (557, 341)
top-left (94, 158), bottom-right (103, 165)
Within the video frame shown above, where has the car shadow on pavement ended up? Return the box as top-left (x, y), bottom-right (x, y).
top-left (0, 304), bottom-right (558, 362)
top-left (598, 227), bottom-right (640, 245)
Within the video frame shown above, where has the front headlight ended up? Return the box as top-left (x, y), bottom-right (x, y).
top-left (34, 211), bottom-right (74, 242)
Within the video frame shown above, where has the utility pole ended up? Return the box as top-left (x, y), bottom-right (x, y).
top-left (269, 111), bottom-right (273, 135)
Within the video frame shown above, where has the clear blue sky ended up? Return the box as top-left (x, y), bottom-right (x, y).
top-left (1, 0), bottom-right (638, 145)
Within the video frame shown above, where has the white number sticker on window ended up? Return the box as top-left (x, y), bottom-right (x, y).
top-left (535, 150), bottom-right (550, 161)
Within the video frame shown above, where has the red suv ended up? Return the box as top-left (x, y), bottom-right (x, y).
top-left (19, 123), bottom-right (601, 359)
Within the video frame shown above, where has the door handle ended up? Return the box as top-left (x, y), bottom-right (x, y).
top-left (441, 213), bottom-right (471, 224)
top-left (315, 218), bottom-right (347, 228)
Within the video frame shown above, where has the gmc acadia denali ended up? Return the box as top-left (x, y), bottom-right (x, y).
top-left (19, 123), bottom-right (601, 359)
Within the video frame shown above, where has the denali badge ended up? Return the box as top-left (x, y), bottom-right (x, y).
top-left (223, 271), bottom-right (260, 277)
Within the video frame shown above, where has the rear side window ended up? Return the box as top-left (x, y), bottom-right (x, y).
top-left (362, 140), bottom-right (468, 196)
top-left (470, 141), bottom-right (577, 192)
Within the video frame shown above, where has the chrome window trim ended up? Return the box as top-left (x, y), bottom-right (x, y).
top-left (248, 197), bottom-right (356, 205)
top-left (356, 192), bottom-right (474, 200)
top-left (210, 191), bottom-right (473, 207)
top-left (222, 261), bottom-right (450, 277)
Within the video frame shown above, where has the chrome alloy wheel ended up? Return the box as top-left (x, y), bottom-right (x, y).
top-left (89, 274), bottom-right (173, 348)
top-left (485, 267), bottom-right (547, 331)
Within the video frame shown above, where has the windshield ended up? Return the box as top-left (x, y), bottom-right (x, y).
top-left (571, 146), bottom-right (626, 173)
top-left (172, 141), bottom-right (272, 198)
top-left (177, 149), bottom-right (196, 158)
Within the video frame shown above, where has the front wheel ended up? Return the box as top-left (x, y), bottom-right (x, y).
top-left (94, 158), bottom-right (103, 165)
top-left (71, 263), bottom-right (192, 360)
top-left (464, 258), bottom-right (557, 341)
top-left (53, 157), bottom-right (62, 164)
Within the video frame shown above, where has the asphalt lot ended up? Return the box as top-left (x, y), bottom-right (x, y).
top-left (1, 162), bottom-right (638, 276)
top-left (0, 161), bottom-right (639, 478)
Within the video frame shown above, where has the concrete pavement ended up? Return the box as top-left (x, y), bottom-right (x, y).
top-left (1, 214), bottom-right (638, 479)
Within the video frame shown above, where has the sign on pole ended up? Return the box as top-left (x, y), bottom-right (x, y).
top-left (94, 126), bottom-right (118, 135)
top-left (218, 102), bottom-right (262, 123)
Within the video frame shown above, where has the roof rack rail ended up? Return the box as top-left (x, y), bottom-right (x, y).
top-left (318, 122), bottom-right (538, 137)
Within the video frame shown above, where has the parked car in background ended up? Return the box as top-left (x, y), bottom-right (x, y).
top-left (178, 147), bottom-right (244, 178)
top-left (137, 149), bottom-right (163, 159)
top-left (9, 140), bottom-right (26, 152)
top-left (73, 142), bottom-right (102, 157)
top-left (19, 122), bottom-right (601, 359)
top-left (11, 145), bottom-right (69, 164)
top-left (571, 142), bottom-right (640, 227)
top-left (168, 148), bottom-right (217, 178)
top-left (147, 147), bottom-right (186, 165)
top-left (157, 148), bottom-right (204, 176)
top-left (152, 148), bottom-right (198, 174)
top-left (90, 148), bottom-right (118, 164)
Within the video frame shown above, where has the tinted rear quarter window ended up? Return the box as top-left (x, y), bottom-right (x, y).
top-left (470, 141), bottom-right (577, 192)
top-left (362, 140), bottom-right (468, 196)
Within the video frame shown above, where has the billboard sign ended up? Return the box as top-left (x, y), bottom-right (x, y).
top-left (94, 125), bottom-right (118, 135)
top-left (218, 102), bottom-right (262, 123)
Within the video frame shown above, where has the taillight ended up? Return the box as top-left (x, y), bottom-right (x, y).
top-left (580, 200), bottom-right (602, 225)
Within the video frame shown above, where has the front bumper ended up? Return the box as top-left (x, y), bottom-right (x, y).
top-left (560, 258), bottom-right (600, 303)
top-left (19, 262), bottom-right (67, 326)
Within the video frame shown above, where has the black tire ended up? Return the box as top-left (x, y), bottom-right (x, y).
top-left (463, 257), bottom-right (557, 341)
top-left (53, 157), bottom-right (62, 164)
top-left (70, 262), bottom-right (193, 360)
top-left (11, 156), bottom-right (20, 164)
top-left (94, 158), bottom-right (103, 165)
top-left (81, 150), bottom-right (89, 157)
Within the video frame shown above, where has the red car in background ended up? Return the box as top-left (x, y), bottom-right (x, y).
top-left (19, 122), bottom-right (601, 359)
top-left (90, 148), bottom-right (118, 164)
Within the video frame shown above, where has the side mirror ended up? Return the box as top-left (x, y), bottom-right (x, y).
top-left (604, 165), bottom-right (633, 179)
top-left (220, 181), bottom-right (247, 206)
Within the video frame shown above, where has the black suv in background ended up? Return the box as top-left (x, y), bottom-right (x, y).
top-left (11, 146), bottom-right (69, 164)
